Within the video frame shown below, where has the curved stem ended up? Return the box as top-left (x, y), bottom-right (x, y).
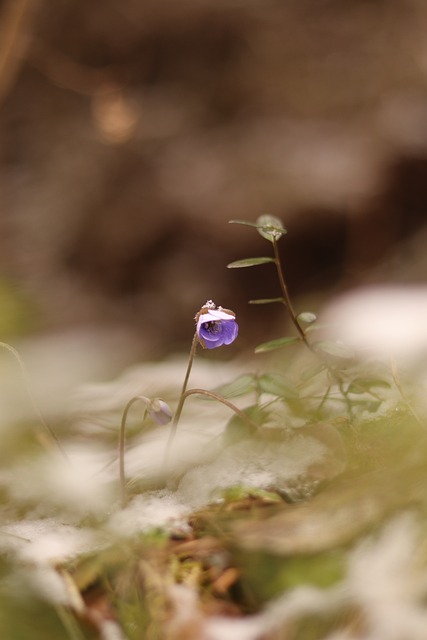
top-left (0, 341), bottom-right (68, 459)
top-left (119, 395), bottom-right (148, 508)
top-left (164, 331), bottom-right (198, 464)
top-left (182, 388), bottom-right (260, 431)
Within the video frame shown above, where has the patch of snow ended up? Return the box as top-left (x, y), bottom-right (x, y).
top-left (0, 519), bottom-right (100, 564)
top-left (1, 450), bottom-right (113, 515)
top-left (107, 490), bottom-right (190, 538)
top-left (346, 513), bottom-right (427, 640)
top-left (322, 285), bottom-right (427, 362)
top-left (178, 435), bottom-right (328, 507)
top-left (25, 565), bottom-right (72, 605)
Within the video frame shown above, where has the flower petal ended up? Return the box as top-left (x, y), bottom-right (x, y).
top-left (198, 319), bottom-right (238, 349)
top-left (207, 309), bottom-right (236, 321)
top-left (222, 320), bottom-right (239, 344)
top-left (147, 398), bottom-right (173, 425)
top-left (196, 309), bottom-right (235, 331)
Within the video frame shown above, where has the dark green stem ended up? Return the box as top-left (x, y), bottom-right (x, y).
top-left (337, 379), bottom-right (354, 421)
top-left (317, 384), bottom-right (331, 412)
top-left (271, 238), bottom-right (347, 389)
top-left (271, 239), bottom-right (312, 351)
top-left (264, 235), bottom-right (359, 423)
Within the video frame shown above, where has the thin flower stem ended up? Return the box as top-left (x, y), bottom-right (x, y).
top-left (271, 238), bottom-right (312, 351)
top-left (164, 331), bottom-right (199, 464)
top-left (182, 388), bottom-right (260, 431)
top-left (0, 341), bottom-right (68, 459)
top-left (119, 395), bottom-right (148, 508)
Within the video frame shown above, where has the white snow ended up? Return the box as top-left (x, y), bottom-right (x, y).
top-left (322, 285), bottom-right (427, 361)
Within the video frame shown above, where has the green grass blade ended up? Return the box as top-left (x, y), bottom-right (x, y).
top-left (255, 336), bottom-right (300, 353)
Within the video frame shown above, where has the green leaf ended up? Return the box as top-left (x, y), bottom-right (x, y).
top-left (256, 214), bottom-right (287, 242)
top-left (297, 311), bottom-right (317, 324)
top-left (306, 322), bottom-right (329, 333)
top-left (213, 374), bottom-right (256, 398)
top-left (300, 362), bottom-right (328, 382)
top-left (258, 373), bottom-right (299, 399)
top-left (255, 336), bottom-right (300, 353)
top-left (224, 404), bottom-right (267, 443)
top-left (229, 219), bottom-right (261, 229)
top-left (229, 216), bottom-right (287, 241)
top-left (227, 257), bottom-right (275, 268)
top-left (347, 377), bottom-right (391, 395)
top-left (315, 340), bottom-right (355, 360)
top-left (221, 485), bottom-right (282, 504)
top-left (249, 297), bottom-right (284, 305)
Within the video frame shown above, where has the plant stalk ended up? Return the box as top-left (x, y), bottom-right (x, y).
top-left (271, 239), bottom-right (309, 347)
top-left (182, 388), bottom-right (260, 431)
top-left (0, 341), bottom-right (68, 459)
top-left (164, 331), bottom-right (198, 464)
top-left (119, 395), bottom-right (147, 508)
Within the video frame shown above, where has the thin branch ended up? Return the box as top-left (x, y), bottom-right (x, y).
top-left (164, 331), bottom-right (198, 464)
top-left (0, 0), bottom-right (36, 105)
top-left (0, 341), bottom-right (68, 459)
top-left (182, 388), bottom-right (259, 431)
top-left (119, 395), bottom-right (148, 508)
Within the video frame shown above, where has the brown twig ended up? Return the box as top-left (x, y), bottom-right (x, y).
top-left (0, 0), bottom-right (37, 105)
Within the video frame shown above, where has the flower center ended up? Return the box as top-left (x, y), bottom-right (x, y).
top-left (203, 321), bottom-right (221, 334)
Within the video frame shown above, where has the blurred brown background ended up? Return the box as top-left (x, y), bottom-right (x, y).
top-left (1, 0), bottom-right (427, 357)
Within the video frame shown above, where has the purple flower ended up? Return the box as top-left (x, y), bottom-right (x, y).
top-left (196, 300), bottom-right (238, 349)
